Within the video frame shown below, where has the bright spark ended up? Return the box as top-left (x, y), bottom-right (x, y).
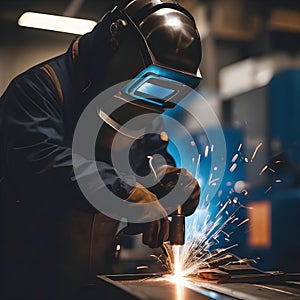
top-left (147, 155), bottom-right (158, 180)
top-left (215, 200), bottom-right (230, 219)
top-left (234, 218), bottom-right (249, 229)
top-left (259, 165), bottom-right (268, 175)
top-left (264, 186), bottom-right (272, 194)
top-left (229, 163), bottom-right (237, 172)
top-left (208, 173), bottom-right (220, 186)
top-left (231, 153), bottom-right (239, 163)
top-left (250, 142), bottom-right (263, 162)
top-left (195, 154), bottom-right (201, 178)
top-left (164, 142), bottom-right (258, 281)
top-left (167, 202), bottom-right (249, 279)
top-left (136, 265), bottom-right (149, 270)
top-left (231, 217), bottom-right (239, 223)
top-left (204, 146), bottom-right (209, 158)
top-left (173, 245), bottom-right (182, 278)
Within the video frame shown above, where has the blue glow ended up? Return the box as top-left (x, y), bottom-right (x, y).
top-left (122, 64), bottom-right (201, 107)
top-left (136, 82), bottom-right (175, 99)
top-left (163, 97), bottom-right (247, 251)
top-left (137, 64), bottom-right (200, 88)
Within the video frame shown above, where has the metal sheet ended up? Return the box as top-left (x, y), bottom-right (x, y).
top-left (96, 274), bottom-right (300, 300)
top-left (97, 274), bottom-right (236, 300)
top-left (186, 278), bottom-right (300, 300)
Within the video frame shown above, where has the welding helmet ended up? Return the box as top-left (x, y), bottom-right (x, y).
top-left (95, 0), bottom-right (202, 140)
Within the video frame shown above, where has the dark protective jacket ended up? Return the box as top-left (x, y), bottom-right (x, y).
top-left (0, 19), bottom-right (174, 300)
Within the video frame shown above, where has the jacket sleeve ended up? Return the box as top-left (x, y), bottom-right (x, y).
top-left (1, 69), bottom-right (135, 213)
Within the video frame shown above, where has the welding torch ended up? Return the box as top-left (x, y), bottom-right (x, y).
top-left (147, 155), bottom-right (185, 245)
top-left (147, 156), bottom-right (186, 246)
top-left (169, 205), bottom-right (185, 245)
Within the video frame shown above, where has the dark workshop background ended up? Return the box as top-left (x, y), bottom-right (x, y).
top-left (1, 0), bottom-right (300, 273)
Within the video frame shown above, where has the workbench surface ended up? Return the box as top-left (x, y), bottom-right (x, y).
top-left (95, 273), bottom-right (300, 300)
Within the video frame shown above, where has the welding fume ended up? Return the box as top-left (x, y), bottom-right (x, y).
top-left (0, 0), bottom-right (202, 299)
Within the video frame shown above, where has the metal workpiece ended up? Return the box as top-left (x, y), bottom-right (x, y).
top-left (95, 273), bottom-right (300, 300)
top-left (96, 273), bottom-right (229, 300)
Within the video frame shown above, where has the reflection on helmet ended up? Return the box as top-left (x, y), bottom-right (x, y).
top-left (140, 8), bottom-right (201, 74)
top-left (116, 0), bottom-right (202, 77)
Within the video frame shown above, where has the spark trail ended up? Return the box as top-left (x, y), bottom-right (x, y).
top-left (168, 203), bottom-right (249, 278)
top-left (167, 142), bottom-right (267, 279)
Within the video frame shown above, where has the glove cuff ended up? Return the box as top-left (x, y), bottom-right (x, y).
top-left (112, 175), bottom-right (136, 199)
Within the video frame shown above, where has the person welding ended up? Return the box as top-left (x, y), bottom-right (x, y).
top-left (0, 0), bottom-right (202, 299)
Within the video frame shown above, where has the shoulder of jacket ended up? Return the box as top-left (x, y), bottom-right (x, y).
top-left (40, 63), bottom-right (63, 104)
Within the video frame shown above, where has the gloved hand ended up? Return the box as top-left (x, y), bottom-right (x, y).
top-left (150, 166), bottom-right (200, 216)
top-left (123, 183), bottom-right (169, 248)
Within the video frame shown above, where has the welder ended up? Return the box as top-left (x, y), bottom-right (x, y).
top-left (0, 0), bottom-right (201, 299)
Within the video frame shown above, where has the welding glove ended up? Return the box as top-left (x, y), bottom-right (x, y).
top-left (150, 166), bottom-right (200, 216)
top-left (123, 182), bottom-right (169, 248)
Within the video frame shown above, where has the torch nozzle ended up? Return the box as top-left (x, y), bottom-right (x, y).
top-left (169, 207), bottom-right (185, 245)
